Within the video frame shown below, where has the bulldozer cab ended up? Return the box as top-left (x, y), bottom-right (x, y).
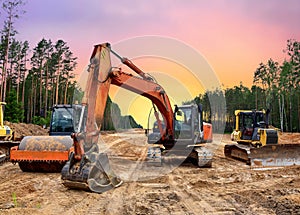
top-left (235, 110), bottom-right (267, 141)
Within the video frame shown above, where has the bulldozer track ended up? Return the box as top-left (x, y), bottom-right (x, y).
top-left (0, 141), bottom-right (21, 166)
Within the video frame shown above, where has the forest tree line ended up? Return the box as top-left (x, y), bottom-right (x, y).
top-left (0, 0), bottom-right (142, 130)
top-left (187, 39), bottom-right (300, 133)
top-left (1, 1), bottom-right (299, 132)
top-left (0, 0), bottom-right (77, 125)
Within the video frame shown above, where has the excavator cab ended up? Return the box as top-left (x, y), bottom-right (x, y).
top-left (147, 104), bottom-right (213, 167)
top-left (148, 104), bottom-right (212, 145)
top-left (174, 105), bottom-right (194, 139)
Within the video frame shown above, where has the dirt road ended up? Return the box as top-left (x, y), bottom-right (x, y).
top-left (0, 130), bottom-right (299, 215)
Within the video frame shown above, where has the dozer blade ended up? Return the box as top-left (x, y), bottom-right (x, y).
top-left (61, 152), bottom-right (122, 193)
top-left (249, 144), bottom-right (300, 168)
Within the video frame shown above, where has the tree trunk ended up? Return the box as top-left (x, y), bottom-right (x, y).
top-left (33, 78), bottom-right (37, 119)
top-left (278, 95), bottom-right (283, 132)
top-left (21, 55), bottom-right (27, 110)
top-left (16, 57), bottom-right (21, 102)
top-left (39, 66), bottom-right (43, 116)
top-left (44, 62), bottom-right (49, 118)
top-left (64, 73), bottom-right (69, 104)
top-left (289, 94), bottom-right (292, 132)
top-left (55, 74), bottom-right (59, 104)
top-left (55, 60), bottom-right (60, 105)
top-left (298, 94), bottom-right (300, 132)
top-left (2, 9), bottom-right (13, 102)
top-left (29, 78), bottom-right (34, 122)
top-left (284, 95), bottom-right (288, 131)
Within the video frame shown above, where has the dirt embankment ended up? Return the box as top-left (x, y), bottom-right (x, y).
top-left (4, 122), bottom-right (49, 140)
top-left (0, 130), bottom-right (299, 215)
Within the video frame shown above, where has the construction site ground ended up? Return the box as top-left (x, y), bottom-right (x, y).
top-left (0, 124), bottom-right (300, 215)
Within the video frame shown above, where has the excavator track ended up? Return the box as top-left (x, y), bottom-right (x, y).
top-left (193, 147), bottom-right (213, 167)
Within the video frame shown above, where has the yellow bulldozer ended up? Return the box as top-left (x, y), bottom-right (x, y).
top-left (0, 102), bottom-right (19, 163)
top-left (0, 102), bottom-right (13, 140)
top-left (224, 109), bottom-right (300, 167)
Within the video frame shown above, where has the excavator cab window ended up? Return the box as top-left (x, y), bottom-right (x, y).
top-left (174, 107), bottom-right (192, 139)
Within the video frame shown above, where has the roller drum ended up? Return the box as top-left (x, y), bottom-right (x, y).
top-left (18, 136), bottom-right (73, 151)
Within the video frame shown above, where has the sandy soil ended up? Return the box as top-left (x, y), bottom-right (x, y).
top-left (4, 122), bottom-right (49, 140)
top-left (0, 130), bottom-right (299, 215)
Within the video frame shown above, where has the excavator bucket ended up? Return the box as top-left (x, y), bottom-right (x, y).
top-left (10, 136), bottom-right (73, 172)
top-left (249, 144), bottom-right (300, 168)
top-left (61, 150), bottom-right (122, 193)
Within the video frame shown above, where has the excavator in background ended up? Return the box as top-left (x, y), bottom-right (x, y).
top-left (224, 109), bottom-right (300, 167)
top-left (0, 102), bottom-right (19, 163)
top-left (61, 43), bottom-right (214, 193)
top-left (10, 105), bottom-right (78, 172)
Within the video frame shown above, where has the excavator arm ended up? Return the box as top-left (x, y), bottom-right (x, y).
top-left (110, 69), bottom-right (174, 143)
top-left (61, 43), bottom-right (175, 193)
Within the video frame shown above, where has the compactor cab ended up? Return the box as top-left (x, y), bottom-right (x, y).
top-left (50, 105), bottom-right (78, 136)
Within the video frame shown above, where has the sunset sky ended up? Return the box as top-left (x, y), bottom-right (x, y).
top-left (3, 0), bottom-right (300, 126)
top-left (10, 0), bottom-right (299, 87)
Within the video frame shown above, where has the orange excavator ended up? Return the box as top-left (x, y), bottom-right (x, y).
top-left (61, 43), bottom-right (213, 193)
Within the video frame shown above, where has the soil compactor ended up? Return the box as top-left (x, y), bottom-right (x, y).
top-left (61, 43), bottom-right (214, 193)
top-left (224, 109), bottom-right (300, 167)
top-left (9, 105), bottom-right (79, 172)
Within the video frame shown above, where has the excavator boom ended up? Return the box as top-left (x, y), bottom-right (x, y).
top-left (61, 43), bottom-right (123, 193)
top-left (61, 43), bottom-right (176, 192)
